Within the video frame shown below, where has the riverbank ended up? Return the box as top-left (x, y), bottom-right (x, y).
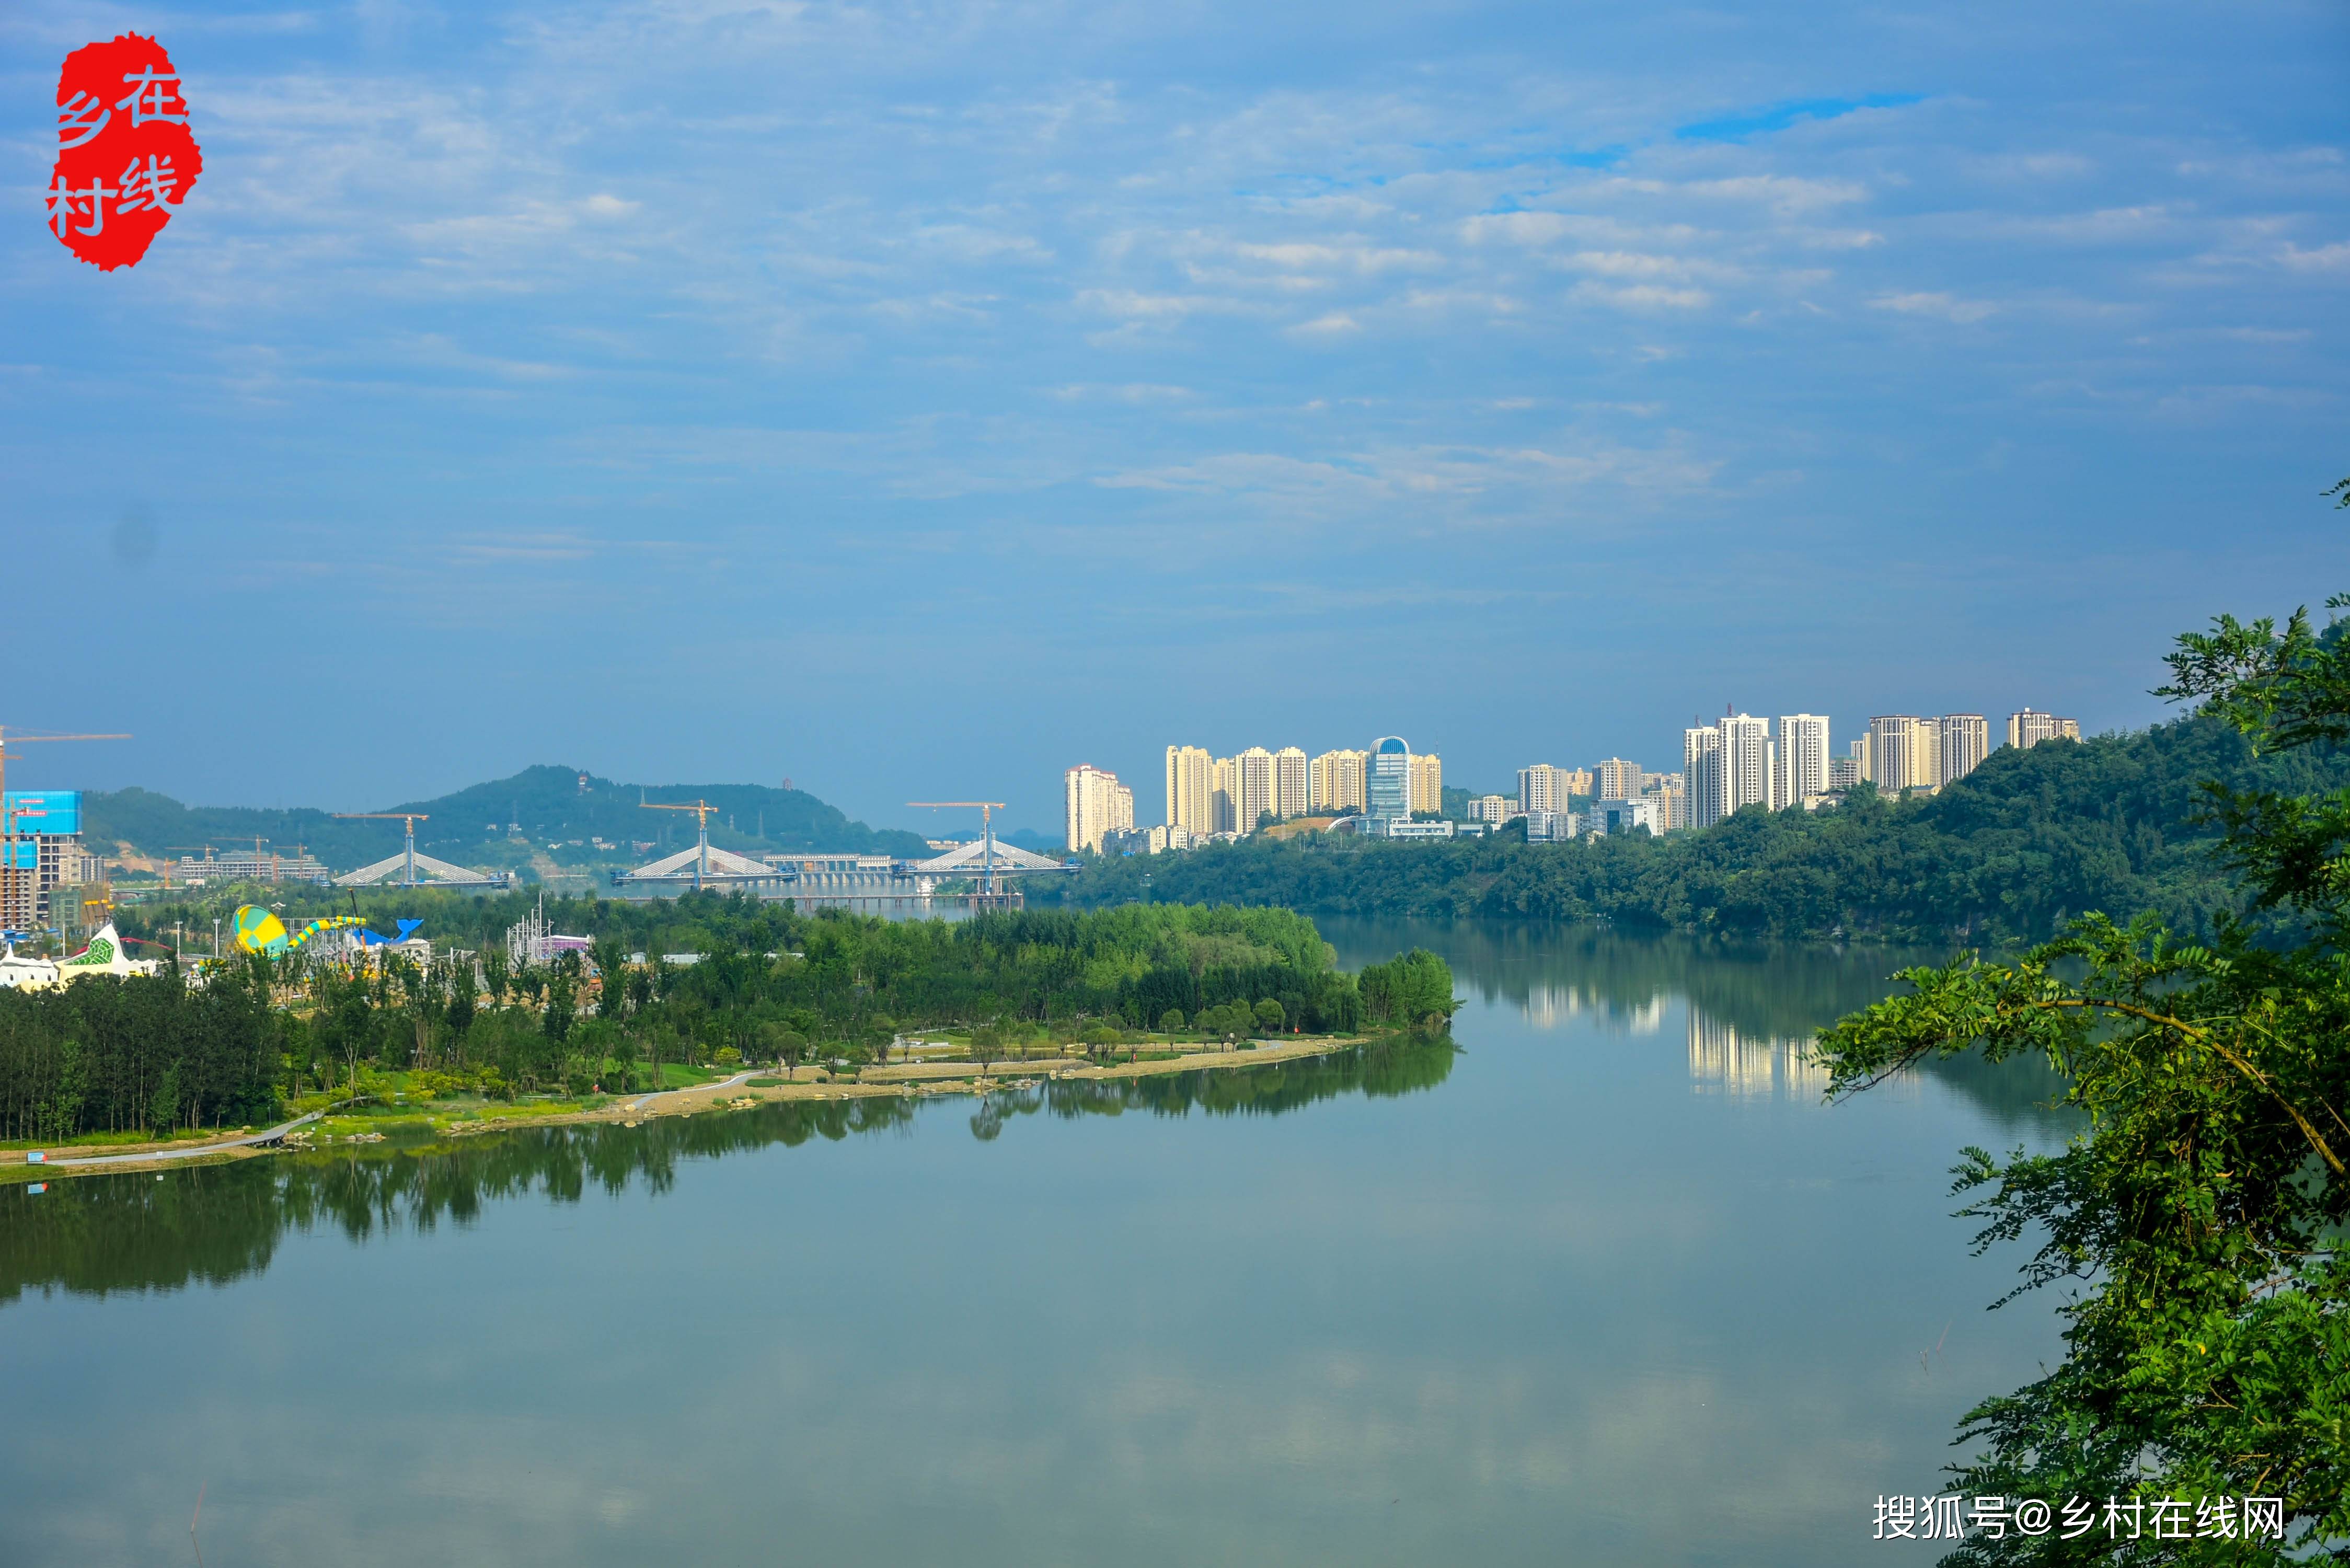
top-left (2, 1034), bottom-right (1375, 1183)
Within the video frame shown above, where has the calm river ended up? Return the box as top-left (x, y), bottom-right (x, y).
top-left (0, 918), bottom-right (2070, 1566)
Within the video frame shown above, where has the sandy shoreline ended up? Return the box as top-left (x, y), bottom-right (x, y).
top-left (5, 1035), bottom-right (1370, 1181)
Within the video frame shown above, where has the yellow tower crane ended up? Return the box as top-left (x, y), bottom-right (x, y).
top-left (0, 727), bottom-right (130, 938)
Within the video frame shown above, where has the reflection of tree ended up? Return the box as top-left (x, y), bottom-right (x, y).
top-left (993, 1034), bottom-right (1458, 1132)
top-left (0, 1097), bottom-right (915, 1307)
top-left (1, 1041), bottom-right (1456, 1306)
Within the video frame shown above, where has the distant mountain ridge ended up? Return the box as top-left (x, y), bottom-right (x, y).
top-left (83, 765), bottom-right (934, 871)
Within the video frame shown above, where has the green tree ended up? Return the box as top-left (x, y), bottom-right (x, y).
top-left (1159, 1007), bottom-right (1185, 1033)
top-left (445, 958), bottom-right (477, 1043)
top-left (1253, 998), bottom-right (1285, 1033)
top-left (1813, 585), bottom-right (2350, 1564)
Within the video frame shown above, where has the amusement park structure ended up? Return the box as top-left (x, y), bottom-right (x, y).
top-left (331, 812), bottom-right (511, 890)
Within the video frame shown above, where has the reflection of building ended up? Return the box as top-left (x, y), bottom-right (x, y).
top-left (1064, 764), bottom-right (1135, 853)
top-left (1686, 1008), bottom-right (1833, 1100)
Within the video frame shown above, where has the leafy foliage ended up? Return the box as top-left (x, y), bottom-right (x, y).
top-left (1813, 585), bottom-right (2350, 1564)
top-left (15, 903), bottom-right (1444, 1133)
top-left (0, 960), bottom-right (283, 1140)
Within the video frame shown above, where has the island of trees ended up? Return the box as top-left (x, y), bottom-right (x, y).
top-left (0, 903), bottom-right (1457, 1146)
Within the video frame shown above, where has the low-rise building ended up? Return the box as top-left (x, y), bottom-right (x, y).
top-left (1466, 793), bottom-right (1518, 824)
top-left (1588, 798), bottom-right (1661, 836)
top-left (1523, 809), bottom-right (1581, 843)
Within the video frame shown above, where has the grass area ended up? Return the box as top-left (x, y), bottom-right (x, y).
top-left (1, 1125), bottom-right (243, 1153)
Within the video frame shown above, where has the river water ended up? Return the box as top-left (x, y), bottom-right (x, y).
top-left (0, 918), bottom-right (2071, 1566)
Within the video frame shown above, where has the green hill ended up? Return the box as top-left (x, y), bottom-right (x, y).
top-left (82, 765), bottom-right (931, 873)
top-left (1035, 717), bottom-right (2350, 945)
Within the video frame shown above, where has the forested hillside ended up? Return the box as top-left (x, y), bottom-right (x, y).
top-left (82, 765), bottom-right (930, 871)
top-left (1038, 717), bottom-right (2350, 943)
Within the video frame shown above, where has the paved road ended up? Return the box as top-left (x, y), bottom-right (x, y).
top-left (35, 1108), bottom-right (329, 1170)
top-left (626, 1069), bottom-right (765, 1113)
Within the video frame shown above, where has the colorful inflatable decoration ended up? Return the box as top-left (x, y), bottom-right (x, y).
top-left (356, 918), bottom-right (425, 948)
top-left (233, 904), bottom-right (367, 958)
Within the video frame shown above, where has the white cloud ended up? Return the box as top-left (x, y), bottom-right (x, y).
top-left (1869, 291), bottom-right (1998, 324)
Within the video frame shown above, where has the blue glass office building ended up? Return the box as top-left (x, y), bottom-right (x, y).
top-left (1366, 736), bottom-right (1411, 823)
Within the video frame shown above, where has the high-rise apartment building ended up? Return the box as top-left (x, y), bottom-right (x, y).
top-left (1274, 746), bottom-right (1309, 821)
top-left (1689, 714), bottom-right (1770, 827)
top-left (1164, 745), bottom-right (1216, 836)
top-left (1409, 753), bottom-right (1442, 815)
top-left (1773, 715), bottom-right (1830, 808)
top-left (1684, 726), bottom-right (1721, 828)
top-left (1367, 737), bottom-right (1412, 822)
top-left (1310, 748), bottom-right (1367, 814)
top-left (1866, 716), bottom-right (1938, 793)
top-left (2007, 710), bottom-right (2081, 749)
top-left (1828, 755), bottom-right (1861, 790)
top-left (1517, 764), bottom-right (1578, 814)
top-left (1939, 714), bottom-right (1990, 785)
top-left (1212, 755), bottom-right (1239, 834)
top-left (1594, 759), bottom-right (1644, 800)
top-left (1231, 746), bottom-right (1277, 832)
top-left (1064, 765), bottom-right (1135, 854)
top-left (0, 790), bottom-right (88, 931)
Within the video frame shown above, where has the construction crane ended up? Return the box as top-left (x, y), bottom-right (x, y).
top-left (333, 813), bottom-right (429, 887)
top-left (0, 727), bottom-right (129, 939)
top-left (641, 800), bottom-right (721, 890)
top-left (907, 801), bottom-right (1008, 897)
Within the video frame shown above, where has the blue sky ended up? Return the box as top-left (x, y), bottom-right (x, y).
top-left (3, 0), bottom-right (2346, 837)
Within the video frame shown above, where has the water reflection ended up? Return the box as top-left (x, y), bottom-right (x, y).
top-left (1686, 1009), bottom-right (1839, 1102)
top-left (2, 1038), bottom-right (1456, 1306)
top-left (1315, 916), bottom-right (2070, 1131)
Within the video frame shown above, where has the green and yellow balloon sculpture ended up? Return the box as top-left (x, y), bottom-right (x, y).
top-left (233, 905), bottom-right (366, 958)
